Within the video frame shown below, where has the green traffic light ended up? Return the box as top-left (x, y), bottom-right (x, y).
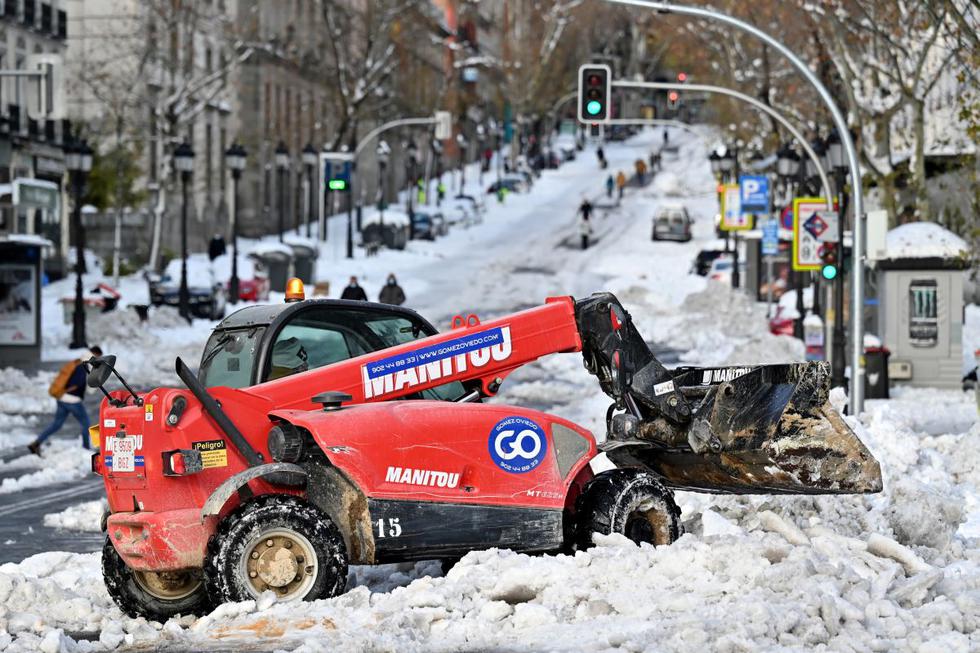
top-left (586, 100), bottom-right (602, 115)
top-left (328, 179), bottom-right (348, 191)
top-left (821, 264), bottom-right (838, 280)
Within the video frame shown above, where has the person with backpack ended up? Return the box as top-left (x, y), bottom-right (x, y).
top-left (29, 346), bottom-right (102, 455)
top-left (378, 274), bottom-right (406, 305)
top-left (616, 170), bottom-right (627, 201)
top-left (605, 175), bottom-right (615, 198)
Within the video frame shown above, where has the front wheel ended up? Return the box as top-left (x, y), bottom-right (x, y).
top-left (204, 495), bottom-right (348, 605)
top-left (574, 469), bottom-right (681, 550)
top-left (102, 537), bottom-right (212, 620)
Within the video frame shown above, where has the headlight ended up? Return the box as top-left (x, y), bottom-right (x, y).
top-left (267, 423), bottom-right (304, 463)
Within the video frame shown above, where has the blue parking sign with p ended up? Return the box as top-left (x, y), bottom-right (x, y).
top-left (739, 175), bottom-right (769, 214)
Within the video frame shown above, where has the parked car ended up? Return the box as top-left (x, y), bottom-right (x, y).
top-left (652, 204), bottom-right (693, 242)
top-left (486, 177), bottom-right (526, 195)
top-left (692, 248), bottom-right (726, 276)
top-left (362, 208), bottom-right (410, 250)
top-left (430, 212), bottom-right (449, 237)
top-left (211, 253), bottom-right (271, 302)
top-left (410, 211), bottom-right (437, 240)
top-left (149, 256), bottom-right (228, 319)
top-left (707, 256), bottom-right (734, 284)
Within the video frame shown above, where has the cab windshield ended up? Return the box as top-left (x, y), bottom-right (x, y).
top-left (199, 327), bottom-right (266, 389)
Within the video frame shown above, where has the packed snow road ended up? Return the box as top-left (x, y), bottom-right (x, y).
top-left (1, 129), bottom-right (978, 652)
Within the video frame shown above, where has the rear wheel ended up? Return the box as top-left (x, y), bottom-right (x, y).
top-left (204, 495), bottom-right (348, 605)
top-left (102, 537), bottom-right (211, 620)
top-left (574, 469), bottom-right (681, 550)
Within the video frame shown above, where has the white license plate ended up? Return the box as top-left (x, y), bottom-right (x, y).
top-left (113, 437), bottom-right (135, 472)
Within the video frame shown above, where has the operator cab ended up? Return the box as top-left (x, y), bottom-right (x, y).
top-left (198, 293), bottom-right (467, 401)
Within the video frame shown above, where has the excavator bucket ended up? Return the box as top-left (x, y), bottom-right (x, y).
top-left (603, 362), bottom-right (883, 495)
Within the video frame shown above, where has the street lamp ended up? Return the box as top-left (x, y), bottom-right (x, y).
top-left (275, 141), bottom-right (290, 242)
top-left (224, 143), bottom-right (246, 305)
top-left (173, 142), bottom-right (195, 322)
top-left (376, 140), bottom-right (390, 226)
top-left (406, 140), bottom-right (418, 240)
top-left (776, 143), bottom-right (800, 179)
top-left (708, 150), bottom-right (723, 176)
top-left (302, 143), bottom-right (317, 239)
top-left (65, 140), bottom-right (93, 349)
top-left (825, 127), bottom-right (848, 388)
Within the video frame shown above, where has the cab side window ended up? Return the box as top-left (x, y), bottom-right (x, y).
top-left (267, 322), bottom-right (364, 381)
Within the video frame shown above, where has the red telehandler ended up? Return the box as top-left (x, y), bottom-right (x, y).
top-left (86, 283), bottom-right (881, 620)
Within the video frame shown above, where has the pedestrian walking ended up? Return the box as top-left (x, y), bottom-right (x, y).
top-left (579, 216), bottom-right (593, 250)
top-left (579, 196), bottom-right (594, 221)
top-left (663, 128), bottom-right (669, 145)
top-left (605, 175), bottom-right (615, 198)
top-left (596, 146), bottom-right (606, 169)
top-left (378, 274), bottom-right (406, 305)
top-left (437, 180), bottom-right (446, 205)
top-left (634, 159), bottom-right (648, 185)
top-left (29, 345), bottom-right (102, 455)
top-left (340, 276), bottom-right (368, 301)
top-left (615, 171), bottom-right (627, 201)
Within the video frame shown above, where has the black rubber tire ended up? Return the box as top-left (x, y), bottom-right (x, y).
top-left (102, 537), bottom-right (212, 621)
top-left (574, 469), bottom-right (682, 550)
top-left (204, 495), bottom-right (348, 605)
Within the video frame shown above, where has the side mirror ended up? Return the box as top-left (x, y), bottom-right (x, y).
top-left (87, 355), bottom-right (117, 388)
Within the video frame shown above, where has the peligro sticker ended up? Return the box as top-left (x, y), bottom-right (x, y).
top-left (488, 416), bottom-right (548, 474)
top-left (654, 380), bottom-right (675, 396)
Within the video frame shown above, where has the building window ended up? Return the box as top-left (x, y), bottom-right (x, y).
top-left (909, 279), bottom-right (938, 347)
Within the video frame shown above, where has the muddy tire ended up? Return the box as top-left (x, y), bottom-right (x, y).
top-left (574, 469), bottom-right (681, 550)
top-left (204, 495), bottom-right (348, 605)
top-left (102, 537), bottom-right (212, 621)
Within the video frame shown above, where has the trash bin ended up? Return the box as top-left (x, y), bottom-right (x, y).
top-left (864, 346), bottom-right (890, 399)
top-left (248, 246), bottom-right (294, 293)
top-left (285, 240), bottom-right (318, 284)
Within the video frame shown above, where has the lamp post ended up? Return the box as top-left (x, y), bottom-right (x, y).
top-left (376, 140), bottom-right (390, 226)
top-left (717, 146), bottom-right (735, 258)
top-left (302, 143), bottom-right (317, 239)
top-left (476, 124), bottom-right (486, 185)
top-left (173, 141), bottom-right (195, 322)
top-left (406, 140), bottom-right (418, 240)
top-left (65, 140), bottom-right (93, 349)
top-left (275, 141), bottom-right (290, 242)
top-left (825, 128), bottom-right (848, 388)
top-left (224, 143), bottom-right (246, 305)
top-left (456, 133), bottom-right (467, 192)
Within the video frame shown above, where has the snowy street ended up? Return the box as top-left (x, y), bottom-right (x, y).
top-left (0, 128), bottom-right (977, 652)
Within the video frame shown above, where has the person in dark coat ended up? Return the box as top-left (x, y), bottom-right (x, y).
top-left (378, 274), bottom-right (406, 305)
top-left (29, 345), bottom-right (102, 455)
top-left (340, 276), bottom-right (368, 301)
top-left (208, 234), bottom-right (227, 261)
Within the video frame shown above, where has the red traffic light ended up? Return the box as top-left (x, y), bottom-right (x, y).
top-left (668, 91), bottom-right (679, 102)
top-left (677, 72), bottom-right (688, 82)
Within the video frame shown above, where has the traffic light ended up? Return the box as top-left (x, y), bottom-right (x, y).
top-left (578, 64), bottom-right (611, 123)
top-left (667, 91), bottom-right (680, 111)
top-left (676, 71), bottom-right (688, 83)
top-left (819, 243), bottom-right (839, 280)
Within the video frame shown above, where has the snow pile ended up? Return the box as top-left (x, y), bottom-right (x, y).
top-left (885, 222), bottom-right (969, 260)
top-left (43, 500), bottom-right (106, 532)
top-left (660, 281), bottom-right (805, 366)
top-left (0, 441), bottom-right (91, 494)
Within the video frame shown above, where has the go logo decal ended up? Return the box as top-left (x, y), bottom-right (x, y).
top-left (488, 416), bottom-right (548, 474)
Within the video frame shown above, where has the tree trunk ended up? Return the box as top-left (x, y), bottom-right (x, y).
top-left (911, 99), bottom-right (930, 220)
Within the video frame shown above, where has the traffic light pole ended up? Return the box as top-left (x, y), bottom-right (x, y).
top-left (832, 169), bottom-right (848, 388)
top-left (611, 80), bottom-right (834, 205)
top-left (606, 0), bottom-right (867, 416)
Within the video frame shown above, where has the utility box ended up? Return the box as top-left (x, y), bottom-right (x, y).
top-left (876, 223), bottom-right (969, 390)
top-left (0, 238), bottom-right (44, 365)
